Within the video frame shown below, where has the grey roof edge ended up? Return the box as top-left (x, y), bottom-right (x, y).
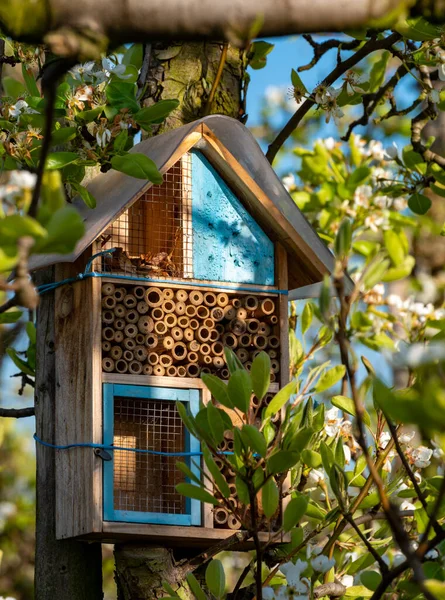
top-left (30, 115), bottom-right (336, 280)
top-left (289, 279), bottom-right (354, 301)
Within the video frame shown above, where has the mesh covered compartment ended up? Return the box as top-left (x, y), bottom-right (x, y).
top-left (113, 396), bottom-right (186, 514)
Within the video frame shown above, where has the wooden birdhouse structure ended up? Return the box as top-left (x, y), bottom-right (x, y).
top-left (33, 115), bottom-right (337, 547)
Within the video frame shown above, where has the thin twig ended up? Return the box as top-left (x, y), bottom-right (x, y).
top-left (342, 511), bottom-right (389, 574)
top-left (204, 42), bottom-right (228, 116)
top-left (298, 34), bottom-right (361, 72)
top-left (0, 406), bottom-right (35, 418)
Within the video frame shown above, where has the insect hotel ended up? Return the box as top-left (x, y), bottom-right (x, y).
top-left (33, 115), bottom-right (335, 546)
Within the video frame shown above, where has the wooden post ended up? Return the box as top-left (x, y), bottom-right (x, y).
top-left (34, 268), bottom-right (103, 600)
top-left (275, 243), bottom-right (290, 387)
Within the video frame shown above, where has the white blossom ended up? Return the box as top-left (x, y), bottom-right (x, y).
top-left (425, 548), bottom-right (439, 560)
top-left (9, 170), bottom-right (37, 189)
top-left (384, 142), bottom-right (400, 160)
top-left (368, 140), bottom-right (385, 161)
top-left (9, 99), bottom-right (37, 118)
top-left (379, 432), bottom-right (391, 449)
top-left (306, 468), bottom-right (325, 488)
top-left (340, 574), bottom-right (354, 588)
top-left (282, 173), bottom-right (296, 192)
top-left (411, 446), bottom-right (433, 469)
top-left (96, 128), bottom-right (112, 148)
top-left (311, 555), bottom-right (336, 573)
top-left (74, 85), bottom-right (93, 101)
top-left (353, 185), bottom-right (372, 208)
top-left (400, 500), bottom-right (416, 512)
top-left (343, 444), bottom-right (351, 464)
top-left (69, 61), bottom-right (96, 81)
top-left (102, 58), bottom-right (133, 80)
top-left (399, 431), bottom-right (415, 445)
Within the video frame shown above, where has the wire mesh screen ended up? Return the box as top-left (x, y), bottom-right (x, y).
top-left (101, 154), bottom-right (193, 279)
top-left (113, 397), bottom-right (187, 514)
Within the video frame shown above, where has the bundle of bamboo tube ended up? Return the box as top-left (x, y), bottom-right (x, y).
top-left (101, 283), bottom-right (281, 379)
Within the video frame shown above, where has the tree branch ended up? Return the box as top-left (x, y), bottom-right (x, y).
top-left (0, 405), bottom-right (35, 418)
top-left (266, 32), bottom-right (402, 164)
top-left (342, 511), bottom-right (389, 574)
top-left (313, 582), bottom-right (346, 598)
top-left (298, 34), bottom-right (361, 72)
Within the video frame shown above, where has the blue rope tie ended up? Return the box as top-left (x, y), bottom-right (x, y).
top-left (36, 248), bottom-right (288, 296)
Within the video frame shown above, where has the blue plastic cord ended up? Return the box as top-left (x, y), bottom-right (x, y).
top-left (33, 433), bottom-right (209, 457)
top-left (36, 248), bottom-right (288, 296)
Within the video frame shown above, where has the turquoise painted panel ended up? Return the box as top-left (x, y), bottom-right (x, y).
top-left (191, 152), bottom-right (275, 285)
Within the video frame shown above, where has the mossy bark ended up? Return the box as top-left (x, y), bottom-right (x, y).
top-left (114, 41), bottom-right (245, 599)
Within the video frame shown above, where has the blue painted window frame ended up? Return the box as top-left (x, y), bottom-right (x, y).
top-left (103, 383), bottom-right (201, 526)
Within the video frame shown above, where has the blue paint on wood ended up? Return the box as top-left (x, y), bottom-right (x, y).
top-left (103, 384), bottom-right (201, 526)
top-left (191, 151), bottom-right (275, 285)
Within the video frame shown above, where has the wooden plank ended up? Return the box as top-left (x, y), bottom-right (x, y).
top-left (55, 249), bottom-right (102, 539)
top-left (201, 387), bottom-right (215, 530)
top-left (275, 243), bottom-right (290, 387)
top-left (199, 129), bottom-right (328, 285)
top-left (182, 152), bottom-right (194, 279)
top-left (103, 373), bottom-right (207, 388)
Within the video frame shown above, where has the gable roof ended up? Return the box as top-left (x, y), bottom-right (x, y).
top-left (30, 115), bottom-right (337, 291)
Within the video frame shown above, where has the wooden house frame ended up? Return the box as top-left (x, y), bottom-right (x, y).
top-left (33, 115), bottom-right (344, 548)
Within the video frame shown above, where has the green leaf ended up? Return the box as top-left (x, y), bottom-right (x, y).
top-left (348, 166), bottom-right (371, 190)
top-left (202, 444), bottom-right (230, 498)
top-left (113, 129), bottom-right (129, 153)
top-left (224, 346), bottom-right (244, 374)
top-left (236, 476), bottom-right (250, 504)
top-left (0, 215), bottom-right (46, 243)
top-left (425, 580), bottom-right (445, 599)
top-left (0, 310), bottom-right (22, 324)
top-left (227, 369), bottom-right (252, 414)
top-left (176, 483), bottom-right (220, 506)
top-left (71, 183), bottom-right (97, 209)
top-left (45, 152), bottom-right (78, 170)
top-left (381, 256), bottom-right (415, 282)
top-left (283, 495), bottom-right (308, 531)
top-left (250, 351), bottom-right (270, 401)
top-left (315, 365), bottom-right (346, 393)
top-left (332, 395), bottom-right (371, 427)
top-left (186, 573), bottom-right (207, 600)
top-left (301, 302), bottom-right (313, 334)
top-left (262, 477), bottom-right (279, 518)
top-left (176, 401), bottom-right (197, 437)
top-left (111, 153), bottom-right (163, 183)
top-left (241, 425), bottom-right (267, 458)
top-left (384, 230), bottom-right (405, 267)
top-left (122, 44), bottom-right (144, 68)
top-left (201, 374), bottom-right (233, 409)
top-left (267, 451), bottom-right (299, 474)
top-left (395, 16), bottom-right (443, 41)
top-left (206, 560), bottom-right (225, 600)
top-left (362, 258), bottom-right (390, 289)
top-left (264, 380), bottom-right (297, 419)
top-left (320, 441), bottom-right (335, 474)
top-left (301, 449), bottom-right (322, 468)
top-left (408, 193), bottom-right (432, 215)
top-left (6, 348), bottom-right (34, 376)
top-left (291, 68), bottom-right (308, 94)
top-left (176, 461), bottom-right (202, 486)
top-left (2, 76), bottom-right (26, 97)
top-left (334, 218), bottom-right (352, 259)
top-left (207, 402), bottom-right (225, 445)
top-left (22, 63), bottom-right (40, 97)
top-left (33, 206), bottom-right (85, 255)
top-left (134, 100), bottom-right (180, 129)
top-left (50, 127), bottom-right (78, 146)
top-left (249, 41), bottom-right (275, 70)
top-left (430, 183), bottom-right (445, 198)
top-left (368, 51), bottom-right (390, 92)
top-left (344, 585), bottom-right (374, 597)
top-left (75, 105), bottom-right (105, 123)
top-left (106, 82), bottom-right (139, 113)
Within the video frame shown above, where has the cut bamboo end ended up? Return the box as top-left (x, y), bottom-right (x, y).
top-left (102, 310), bottom-right (115, 324)
top-left (253, 334), bottom-right (268, 350)
top-left (174, 301), bottom-right (186, 316)
top-left (176, 289), bottom-right (188, 302)
top-left (163, 288), bottom-right (174, 300)
top-left (197, 326), bottom-right (211, 343)
top-left (270, 360), bottom-right (280, 374)
top-left (214, 508), bottom-right (229, 526)
top-left (114, 331), bottom-right (124, 343)
top-left (136, 300), bottom-right (149, 315)
top-left (202, 355), bottom-right (213, 366)
top-left (134, 346), bottom-right (148, 362)
top-left (270, 315), bottom-right (278, 325)
top-left (236, 348), bottom-right (249, 363)
top-left (203, 317), bottom-right (215, 330)
top-left (186, 363), bottom-right (200, 378)
top-left (165, 313), bottom-right (178, 328)
top-left (244, 361), bottom-right (252, 371)
top-left (102, 357), bottom-right (115, 372)
top-left (216, 324), bottom-right (225, 336)
top-left (162, 300), bottom-right (176, 314)
top-left (211, 341), bottom-right (224, 356)
top-left (177, 366), bottom-right (187, 377)
top-left (268, 335), bottom-right (280, 349)
top-left (229, 319), bottom-right (247, 336)
top-left (133, 286), bottom-right (146, 300)
top-left (243, 295), bottom-right (259, 311)
top-left (200, 343), bottom-right (211, 356)
top-left (220, 368), bottom-right (230, 379)
top-left (123, 294), bottom-right (137, 309)
top-left (102, 282), bottom-right (115, 296)
top-left (210, 307), bottom-right (225, 322)
top-left (228, 483), bottom-right (237, 496)
top-left (154, 321), bottom-right (168, 336)
top-left (102, 327), bottom-right (115, 341)
top-left (236, 308), bottom-right (247, 320)
top-left (148, 352), bottom-right (159, 366)
top-left (145, 333), bottom-right (158, 348)
top-left (189, 290), bottom-right (204, 306)
top-left (102, 341), bottom-right (112, 352)
top-left (227, 515), bottom-right (241, 530)
top-left (223, 305), bottom-right (236, 320)
top-left (151, 307), bottom-right (165, 321)
top-left (129, 360), bottom-right (143, 375)
top-left (145, 287), bottom-right (164, 307)
top-left (113, 304), bottom-right (126, 318)
top-left (246, 318), bottom-right (260, 334)
top-left (185, 304), bottom-right (197, 317)
top-left (183, 327), bottom-right (194, 342)
top-left (239, 333), bottom-right (252, 348)
top-left (137, 316), bottom-right (154, 334)
top-left (167, 365), bottom-right (178, 377)
top-left (269, 350), bottom-right (277, 359)
top-left (102, 295), bottom-right (116, 310)
top-left (213, 356), bottom-right (225, 369)
top-left (143, 364), bottom-right (153, 375)
top-left (188, 351), bottom-right (199, 363)
top-left (124, 324), bottom-right (138, 339)
top-left (196, 305), bottom-right (210, 319)
top-left (114, 318), bottom-right (125, 331)
top-left (123, 350), bottom-right (134, 362)
top-left (177, 315), bottom-right (190, 328)
top-left (203, 292), bottom-right (217, 307)
top-left (209, 329), bottom-right (220, 342)
top-left (258, 323), bottom-right (271, 336)
top-left (261, 298), bottom-right (275, 315)
top-left (163, 336), bottom-right (175, 351)
top-left (115, 359), bottom-right (128, 374)
top-left (188, 340), bottom-right (200, 352)
top-left (171, 326), bottom-right (184, 341)
top-left (153, 365), bottom-right (166, 376)
top-left (222, 332), bottom-right (238, 349)
top-left (189, 318), bottom-right (200, 331)
top-left (172, 342), bottom-right (187, 361)
top-left (125, 309), bottom-right (139, 324)
top-left (113, 287), bottom-right (126, 302)
top-left (111, 346), bottom-right (123, 360)
top-left (232, 298), bottom-right (241, 308)
top-left (201, 367), bottom-right (211, 375)
top-left (160, 354), bottom-right (173, 367)
top-left (135, 333), bottom-right (146, 345)
top-left (216, 293), bottom-right (229, 307)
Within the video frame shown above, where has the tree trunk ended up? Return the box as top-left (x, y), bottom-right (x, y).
top-left (114, 41), bottom-right (244, 599)
top-left (34, 268), bottom-right (103, 600)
